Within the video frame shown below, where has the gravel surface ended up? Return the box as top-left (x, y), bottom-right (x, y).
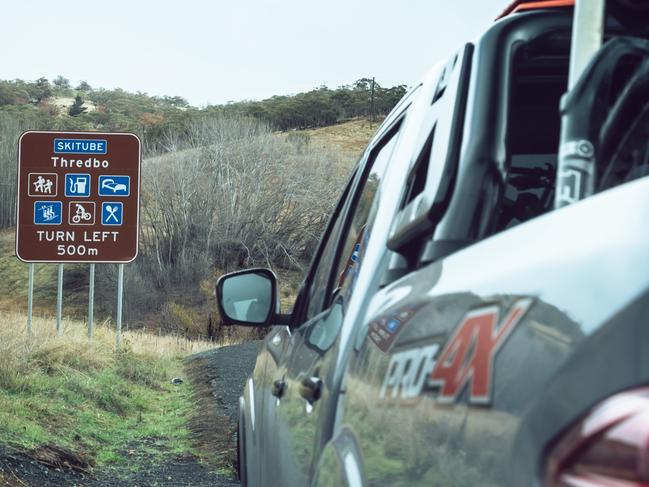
top-left (186, 340), bottom-right (262, 424)
top-left (185, 341), bottom-right (262, 471)
top-left (0, 341), bottom-right (262, 487)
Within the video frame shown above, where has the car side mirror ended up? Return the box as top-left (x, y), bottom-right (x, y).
top-left (215, 268), bottom-right (278, 327)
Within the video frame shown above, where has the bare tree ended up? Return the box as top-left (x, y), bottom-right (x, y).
top-left (0, 114), bottom-right (31, 228)
top-left (139, 114), bottom-right (351, 288)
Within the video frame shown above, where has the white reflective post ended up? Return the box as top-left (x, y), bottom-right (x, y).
top-left (27, 263), bottom-right (34, 335)
top-left (115, 264), bottom-right (124, 351)
top-left (56, 263), bottom-right (63, 335)
top-left (555, 0), bottom-right (607, 210)
top-left (568, 0), bottom-right (606, 89)
top-left (88, 263), bottom-right (95, 340)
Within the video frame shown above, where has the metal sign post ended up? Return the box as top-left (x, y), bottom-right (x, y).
top-left (88, 263), bottom-right (95, 339)
top-left (27, 263), bottom-right (34, 334)
top-left (115, 264), bottom-right (124, 351)
top-left (56, 264), bottom-right (63, 335)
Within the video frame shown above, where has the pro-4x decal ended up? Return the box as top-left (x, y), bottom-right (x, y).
top-left (428, 298), bottom-right (533, 404)
top-left (379, 298), bottom-right (533, 405)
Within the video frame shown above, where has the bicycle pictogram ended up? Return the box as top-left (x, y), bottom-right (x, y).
top-left (68, 202), bottom-right (96, 225)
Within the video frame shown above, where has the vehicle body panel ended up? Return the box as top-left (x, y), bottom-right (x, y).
top-left (235, 82), bottom-right (421, 486)
top-left (334, 176), bottom-right (649, 486)
top-left (251, 84), bottom-right (429, 487)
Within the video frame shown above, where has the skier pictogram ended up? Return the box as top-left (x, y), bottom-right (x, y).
top-left (33, 201), bottom-right (62, 225)
top-left (42, 205), bottom-right (57, 221)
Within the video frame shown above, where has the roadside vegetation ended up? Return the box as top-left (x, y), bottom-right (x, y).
top-left (0, 76), bottom-right (386, 339)
top-left (0, 73), bottom-right (388, 484)
top-left (0, 311), bottom-right (214, 470)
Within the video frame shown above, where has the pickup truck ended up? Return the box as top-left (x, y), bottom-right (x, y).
top-left (216, 1), bottom-right (649, 485)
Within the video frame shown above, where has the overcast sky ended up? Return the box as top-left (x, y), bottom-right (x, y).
top-left (3, 1), bottom-right (505, 106)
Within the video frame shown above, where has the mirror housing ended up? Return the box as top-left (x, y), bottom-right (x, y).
top-left (215, 268), bottom-right (279, 327)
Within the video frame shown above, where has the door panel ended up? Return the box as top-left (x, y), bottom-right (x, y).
top-left (267, 306), bottom-right (341, 486)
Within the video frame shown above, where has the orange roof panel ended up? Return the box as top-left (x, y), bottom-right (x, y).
top-left (497, 0), bottom-right (575, 20)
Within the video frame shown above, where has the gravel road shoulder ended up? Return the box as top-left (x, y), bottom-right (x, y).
top-left (185, 340), bottom-right (262, 471)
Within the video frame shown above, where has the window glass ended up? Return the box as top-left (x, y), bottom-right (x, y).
top-left (497, 33), bottom-right (567, 231)
top-left (334, 129), bottom-right (399, 308)
top-left (307, 298), bottom-right (343, 352)
top-left (305, 122), bottom-right (401, 322)
top-left (497, 154), bottom-right (556, 230)
top-left (306, 210), bottom-right (346, 319)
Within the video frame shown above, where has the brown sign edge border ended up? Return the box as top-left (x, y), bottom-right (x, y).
top-left (15, 130), bottom-right (142, 264)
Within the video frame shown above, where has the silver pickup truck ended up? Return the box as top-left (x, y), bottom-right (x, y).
top-left (216, 1), bottom-right (649, 485)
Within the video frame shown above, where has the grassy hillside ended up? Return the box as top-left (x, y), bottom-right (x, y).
top-left (0, 311), bottom-right (214, 471)
top-left (0, 118), bottom-right (376, 335)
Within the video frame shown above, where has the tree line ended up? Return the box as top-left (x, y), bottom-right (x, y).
top-left (0, 76), bottom-right (405, 228)
top-left (206, 78), bottom-right (407, 130)
top-left (0, 76), bottom-right (405, 150)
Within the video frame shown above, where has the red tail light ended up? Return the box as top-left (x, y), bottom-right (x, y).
top-left (545, 388), bottom-right (649, 487)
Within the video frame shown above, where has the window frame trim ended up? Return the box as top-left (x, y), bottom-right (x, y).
top-left (320, 116), bottom-right (405, 313)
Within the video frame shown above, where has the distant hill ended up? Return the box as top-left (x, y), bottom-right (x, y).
top-left (0, 76), bottom-right (406, 155)
top-left (207, 79), bottom-right (404, 131)
top-left (0, 78), bottom-right (389, 333)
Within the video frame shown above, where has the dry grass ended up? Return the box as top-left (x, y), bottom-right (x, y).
top-left (123, 326), bottom-right (217, 357)
top-left (290, 117), bottom-right (382, 159)
top-left (0, 311), bottom-right (215, 390)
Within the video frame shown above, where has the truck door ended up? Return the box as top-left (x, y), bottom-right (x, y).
top-left (265, 118), bottom-right (404, 487)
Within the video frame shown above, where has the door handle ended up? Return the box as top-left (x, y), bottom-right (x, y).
top-left (272, 379), bottom-right (287, 398)
top-left (299, 376), bottom-right (323, 403)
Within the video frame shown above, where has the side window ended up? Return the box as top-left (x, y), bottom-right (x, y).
top-left (496, 33), bottom-right (569, 230)
top-left (334, 127), bottom-right (400, 306)
top-left (497, 154), bottom-right (556, 230)
top-left (305, 123), bottom-right (401, 321)
top-left (306, 202), bottom-right (348, 319)
top-left (306, 175), bottom-right (356, 320)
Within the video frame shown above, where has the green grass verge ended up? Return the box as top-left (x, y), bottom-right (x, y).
top-left (0, 353), bottom-right (192, 466)
top-left (0, 312), bottom-right (215, 468)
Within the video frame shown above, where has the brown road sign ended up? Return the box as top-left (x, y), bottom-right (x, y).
top-left (16, 131), bottom-right (141, 263)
